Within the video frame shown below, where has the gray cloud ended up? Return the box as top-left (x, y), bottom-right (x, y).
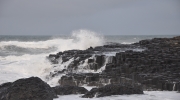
top-left (0, 0), bottom-right (180, 35)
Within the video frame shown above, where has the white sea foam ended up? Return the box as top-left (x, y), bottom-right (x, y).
top-left (46, 57), bottom-right (75, 86)
top-left (54, 91), bottom-right (180, 100)
top-left (121, 42), bottom-right (135, 44)
top-left (0, 33), bottom-right (179, 100)
top-left (0, 30), bottom-right (105, 85)
top-left (0, 54), bottom-right (52, 84)
top-left (0, 30), bottom-right (104, 52)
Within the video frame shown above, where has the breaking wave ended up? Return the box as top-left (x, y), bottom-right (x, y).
top-left (0, 30), bottom-right (104, 56)
top-left (0, 29), bottom-right (105, 85)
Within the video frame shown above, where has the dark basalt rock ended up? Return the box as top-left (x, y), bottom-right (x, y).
top-left (59, 76), bottom-right (77, 86)
top-left (82, 84), bottom-right (144, 98)
top-left (59, 73), bottom-right (100, 87)
top-left (95, 55), bottom-right (105, 68)
top-left (47, 43), bottom-right (139, 73)
top-left (0, 82), bottom-right (12, 99)
top-left (49, 36), bottom-right (180, 92)
top-left (0, 77), bottom-right (57, 100)
top-left (49, 69), bottom-right (67, 77)
top-left (53, 85), bottom-right (88, 95)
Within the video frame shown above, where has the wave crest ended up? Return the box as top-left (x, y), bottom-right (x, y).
top-left (0, 30), bottom-right (104, 55)
top-left (0, 29), bottom-right (105, 84)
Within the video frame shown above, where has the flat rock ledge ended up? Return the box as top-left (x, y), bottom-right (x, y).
top-left (82, 84), bottom-right (144, 98)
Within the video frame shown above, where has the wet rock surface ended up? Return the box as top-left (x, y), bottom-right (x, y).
top-left (0, 77), bottom-right (57, 100)
top-left (82, 84), bottom-right (143, 98)
top-left (1, 36), bottom-right (179, 99)
top-left (53, 85), bottom-right (88, 95)
top-left (47, 44), bottom-right (143, 76)
top-left (48, 36), bottom-right (180, 94)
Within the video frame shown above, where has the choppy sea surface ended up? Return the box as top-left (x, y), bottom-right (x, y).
top-left (0, 30), bottom-right (179, 100)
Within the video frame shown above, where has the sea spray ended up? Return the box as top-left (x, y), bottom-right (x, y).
top-left (0, 54), bottom-right (52, 84)
top-left (0, 30), bottom-right (105, 86)
top-left (71, 30), bottom-right (104, 50)
top-left (53, 29), bottom-right (104, 52)
top-left (0, 30), bottom-right (105, 56)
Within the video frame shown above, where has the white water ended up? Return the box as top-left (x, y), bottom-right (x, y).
top-left (0, 30), bottom-right (104, 52)
top-left (0, 54), bottom-right (51, 83)
top-left (54, 91), bottom-right (180, 100)
top-left (0, 32), bottom-right (179, 100)
top-left (0, 30), bottom-right (105, 85)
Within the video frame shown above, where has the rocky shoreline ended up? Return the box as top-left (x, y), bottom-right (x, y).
top-left (49, 36), bottom-right (180, 91)
top-left (0, 36), bottom-right (180, 100)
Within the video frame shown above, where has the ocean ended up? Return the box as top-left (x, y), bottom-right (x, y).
top-left (0, 30), bottom-right (179, 100)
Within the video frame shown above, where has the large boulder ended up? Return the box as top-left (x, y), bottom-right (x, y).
top-left (53, 85), bottom-right (88, 95)
top-left (0, 77), bottom-right (57, 100)
top-left (82, 84), bottom-right (143, 98)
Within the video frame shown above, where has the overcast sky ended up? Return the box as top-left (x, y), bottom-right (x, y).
top-left (0, 0), bottom-right (180, 35)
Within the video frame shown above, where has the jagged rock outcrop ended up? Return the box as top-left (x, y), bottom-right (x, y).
top-left (0, 77), bottom-right (57, 100)
top-left (82, 84), bottom-right (143, 98)
top-left (1, 36), bottom-right (179, 99)
top-left (48, 36), bottom-right (180, 93)
top-left (59, 73), bottom-right (102, 87)
top-left (53, 85), bottom-right (88, 95)
top-left (47, 44), bottom-right (140, 75)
